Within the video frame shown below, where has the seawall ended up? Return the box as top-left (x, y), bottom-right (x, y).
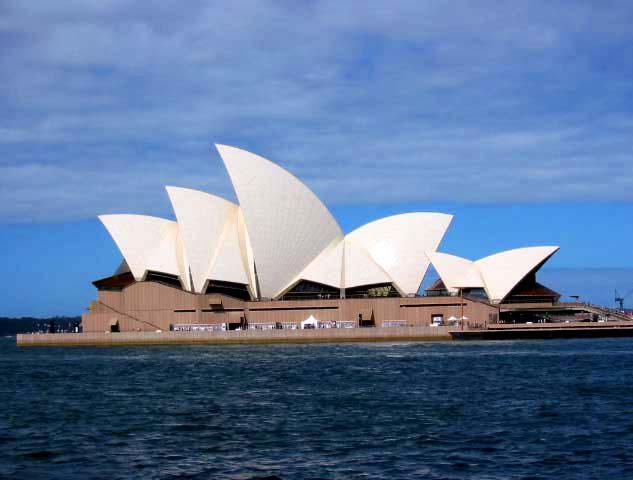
top-left (17, 326), bottom-right (453, 347)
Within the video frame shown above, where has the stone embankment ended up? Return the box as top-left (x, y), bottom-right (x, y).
top-left (17, 326), bottom-right (452, 347)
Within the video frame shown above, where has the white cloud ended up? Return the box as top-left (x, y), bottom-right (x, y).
top-left (1, 0), bottom-right (632, 222)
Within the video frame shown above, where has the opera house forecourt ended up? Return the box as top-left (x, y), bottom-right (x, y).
top-left (61, 142), bottom-right (633, 346)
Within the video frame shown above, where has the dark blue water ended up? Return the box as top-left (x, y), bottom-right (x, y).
top-left (1, 338), bottom-right (633, 479)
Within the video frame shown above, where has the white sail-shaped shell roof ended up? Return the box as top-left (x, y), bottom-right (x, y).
top-left (427, 246), bottom-right (559, 303)
top-left (343, 239), bottom-right (393, 289)
top-left (291, 239), bottom-right (405, 292)
top-left (298, 240), bottom-right (345, 289)
top-left (425, 252), bottom-right (484, 294)
top-left (236, 208), bottom-right (258, 294)
top-left (454, 266), bottom-right (486, 290)
top-left (99, 214), bottom-right (189, 289)
top-left (216, 144), bottom-right (344, 298)
top-left (166, 187), bottom-right (249, 293)
top-left (292, 213), bottom-right (452, 294)
top-left (97, 144), bottom-right (560, 304)
top-left (207, 204), bottom-right (251, 288)
top-left (476, 246), bottom-right (559, 303)
top-left (346, 213), bottom-right (452, 295)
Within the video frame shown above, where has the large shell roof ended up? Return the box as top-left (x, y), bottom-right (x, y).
top-left (166, 187), bottom-right (249, 293)
top-left (98, 144), bottom-right (556, 300)
top-left (345, 213), bottom-right (453, 294)
top-left (216, 144), bottom-right (344, 298)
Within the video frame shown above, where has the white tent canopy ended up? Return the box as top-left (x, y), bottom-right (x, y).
top-left (301, 315), bottom-right (320, 329)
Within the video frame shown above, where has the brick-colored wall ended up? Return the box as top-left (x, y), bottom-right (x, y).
top-left (82, 281), bottom-right (499, 333)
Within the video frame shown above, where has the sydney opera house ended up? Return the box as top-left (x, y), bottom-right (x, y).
top-left (83, 145), bottom-right (566, 333)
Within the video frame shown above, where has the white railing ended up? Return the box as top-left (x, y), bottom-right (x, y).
top-left (248, 323), bottom-right (276, 330)
top-left (382, 320), bottom-right (407, 328)
top-left (173, 323), bottom-right (226, 332)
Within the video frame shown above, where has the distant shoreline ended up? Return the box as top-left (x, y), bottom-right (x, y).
top-left (0, 316), bottom-right (80, 335)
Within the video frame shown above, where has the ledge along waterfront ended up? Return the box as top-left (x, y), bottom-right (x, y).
top-left (17, 325), bottom-right (452, 346)
top-left (17, 319), bottom-right (633, 346)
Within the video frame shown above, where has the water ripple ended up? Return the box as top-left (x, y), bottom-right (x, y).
top-left (1, 338), bottom-right (632, 479)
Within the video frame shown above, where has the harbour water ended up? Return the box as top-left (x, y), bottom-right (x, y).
top-left (1, 337), bottom-right (632, 479)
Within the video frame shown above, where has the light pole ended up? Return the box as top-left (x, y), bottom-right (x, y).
top-left (460, 288), bottom-right (464, 331)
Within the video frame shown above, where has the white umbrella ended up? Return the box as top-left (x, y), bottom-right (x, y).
top-left (448, 316), bottom-right (458, 321)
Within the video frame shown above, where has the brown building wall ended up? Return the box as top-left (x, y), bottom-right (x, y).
top-left (401, 305), bottom-right (458, 326)
top-left (398, 297), bottom-right (498, 328)
top-left (499, 301), bottom-right (555, 311)
top-left (124, 282), bottom-right (198, 312)
top-left (83, 281), bottom-right (499, 332)
top-left (97, 290), bottom-right (124, 311)
top-left (340, 297), bottom-right (399, 324)
top-left (248, 307), bottom-right (339, 325)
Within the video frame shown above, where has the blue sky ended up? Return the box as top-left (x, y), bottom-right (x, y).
top-left (1, 1), bottom-right (632, 316)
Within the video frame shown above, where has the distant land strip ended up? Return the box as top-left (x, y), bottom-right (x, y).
top-left (0, 317), bottom-right (80, 335)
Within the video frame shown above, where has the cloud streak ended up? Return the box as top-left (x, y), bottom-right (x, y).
top-left (1, 0), bottom-right (633, 222)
